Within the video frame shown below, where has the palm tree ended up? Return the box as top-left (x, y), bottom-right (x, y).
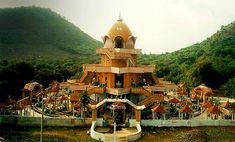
top-left (79, 90), bottom-right (90, 118)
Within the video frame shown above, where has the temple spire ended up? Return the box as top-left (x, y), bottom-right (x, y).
top-left (118, 9), bottom-right (123, 21)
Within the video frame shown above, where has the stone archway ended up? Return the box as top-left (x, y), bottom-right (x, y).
top-left (90, 98), bottom-right (144, 122)
top-left (114, 36), bottom-right (124, 48)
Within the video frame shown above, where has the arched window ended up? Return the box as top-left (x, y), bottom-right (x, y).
top-left (115, 36), bottom-right (124, 48)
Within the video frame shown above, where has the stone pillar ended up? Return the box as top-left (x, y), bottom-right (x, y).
top-left (202, 92), bottom-right (205, 103)
top-left (72, 107), bottom-right (75, 117)
top-left (67, 100), bottom-right (70, 111)
top-left (135, 109), bottom-right (141, 122)
top-left (152, 112), bottom-right (155, 120)
top-left (30, 91), bottom-right (33, 105)
top-left (92, 109), bottom-right (97, 121)
top-left (179, 112), bottom-right (181, 120)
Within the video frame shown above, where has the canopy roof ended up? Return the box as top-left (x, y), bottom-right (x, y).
top-left (45, 96), bottom-right (55, 103)
top-left (151, 104), bottom-right (166, 113)
top-left (180, 105), bottom-right (193, 113)
top-left (201, 101), bottom-right (213, 108)
top-left (220, 101), bottom-right (230, 108)
top-left (58, 95), bottom-right (68, 102)
top-left (23, 82), bottom-right (41, 91)
top-left (191, 94), bottom-right (200, 100)
top-left (168, 97), bottom-right (180, 104)
top-left (208, 106), bottom-right (221, 114)
top-left (70, 93), bottom-right (79, 102)
top-left (194, 85), bottom-right (213, 96)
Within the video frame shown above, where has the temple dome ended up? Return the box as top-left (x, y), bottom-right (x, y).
top-left (107, 20), bottom-right (132, 42)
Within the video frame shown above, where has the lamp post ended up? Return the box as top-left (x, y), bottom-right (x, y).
top-left (113, 110), bottom-right (117, 142)
top-left (40, 98), bottom-right (46, 142)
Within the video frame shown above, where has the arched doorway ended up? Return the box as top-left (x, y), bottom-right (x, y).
top-left (115, 36), bottom-right (124, 48)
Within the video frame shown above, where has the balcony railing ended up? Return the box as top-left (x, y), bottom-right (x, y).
top-left (96, 48), bottom-right (138, 66)
top-left (88, 87), bottom-right (105, 95)
top-left (131, 87), bottom-right (152, 97)
top-left (96, 48), bottom-right (141, 55)
top-left (106, 88), bottom-right (131, 95)
top-left (83, 64), bottom-right (155, 73)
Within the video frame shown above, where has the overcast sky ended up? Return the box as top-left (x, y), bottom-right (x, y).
top-left (1, 0), bottom-right (235, 54)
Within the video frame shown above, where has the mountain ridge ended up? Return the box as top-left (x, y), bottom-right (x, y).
top-left (0, 6), bottom-right (102, 61)
top-left (138, 20), bottom-right (235, 88)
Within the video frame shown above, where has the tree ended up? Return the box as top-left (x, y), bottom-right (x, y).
top-left (0, 61), bottom-right (34, 101)
top-left (224, 76), bottom-right (235, 98)
top-left (187, 58), bottom-right (221, 88)
top-left (79, 90), bottom-right (90, 118)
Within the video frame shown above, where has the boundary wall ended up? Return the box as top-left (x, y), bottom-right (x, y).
top-left (0, 115), bottom-right (91, 127)
top-left (141, 119), bottom-right (235, 127)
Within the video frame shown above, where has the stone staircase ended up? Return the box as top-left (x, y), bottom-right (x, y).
top-left (138, 94), bottom-right (164, 107)
top-left (89, 99), bottom-right (97, 105)
top-left (79, 71), bottom-right (95, 84)
top-left (78, 71), bottom-right (88, 83)
top-left (131, 87), bottom-right (152, 97)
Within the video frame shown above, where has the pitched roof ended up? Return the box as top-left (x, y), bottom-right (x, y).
top-left (153, 94), bottom-right (165, 102)
top-left (194, 85), bottom-right (213, 96)
top-left (221, 108), bottom-right (233, 115)
top-left (58, 95), bottom-right (68, 102)
top-left (180, 105), bottom-right (193, 113)
top-left (208, 106), bottom-right (221, 114)
top-left (220, 101), bottom-right (230, 108)
top-left (168, 97), bottom-right (180, 104)
top-left (70, 93), bottom-right (79, 102)
top-left (201, 101), bottom-right (213, 108)
top-left (3, 98), bottom-right (16, 106)
top-left (23, 82), bottom-right (41, 91)
top-left (16, 97), bottom-right (30, 110)
top-left (191, 90), bottom-right (200, 100)
top-left (151, 104), bottom-right (166, 113)
top-left (45, 96), bottom-right (55, 103)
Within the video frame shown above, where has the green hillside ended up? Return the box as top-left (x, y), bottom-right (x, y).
top-left (0, 7), bottom-right (102, 61)
top-left (0, 7), bottom-right (102, 100)
top-left (139, 21), bottom-right (235, 88)
top-left (0, 6), bottom-right (235, 100)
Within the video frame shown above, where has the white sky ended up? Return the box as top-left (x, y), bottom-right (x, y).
top-left (1, 0), bottom-right (235, 54)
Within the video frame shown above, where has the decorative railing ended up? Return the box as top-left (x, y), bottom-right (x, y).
top-left (83, 65), bottom-right (155, 73)
top-left (88, 87), bottom-right (105, 95)
top-left (96, 48), bottom-right (141, 55)
top-left (131, 87), bottom-right (152, 97)
top-left (78, 71), bottom-right (88, 83)
top-left (96, 48), bottom-right (139, 66)
top-left (106, 88), bottom-right (130, 95)
top-left (137, 94), bottom-right (164, 107)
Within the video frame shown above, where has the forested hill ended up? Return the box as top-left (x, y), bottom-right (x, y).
top-left (0, 7), bottom-right (102, 100)
top-left (0, 7), bottom-right (102, 61)
top-left (139, 21), bottom-right (235, 88)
